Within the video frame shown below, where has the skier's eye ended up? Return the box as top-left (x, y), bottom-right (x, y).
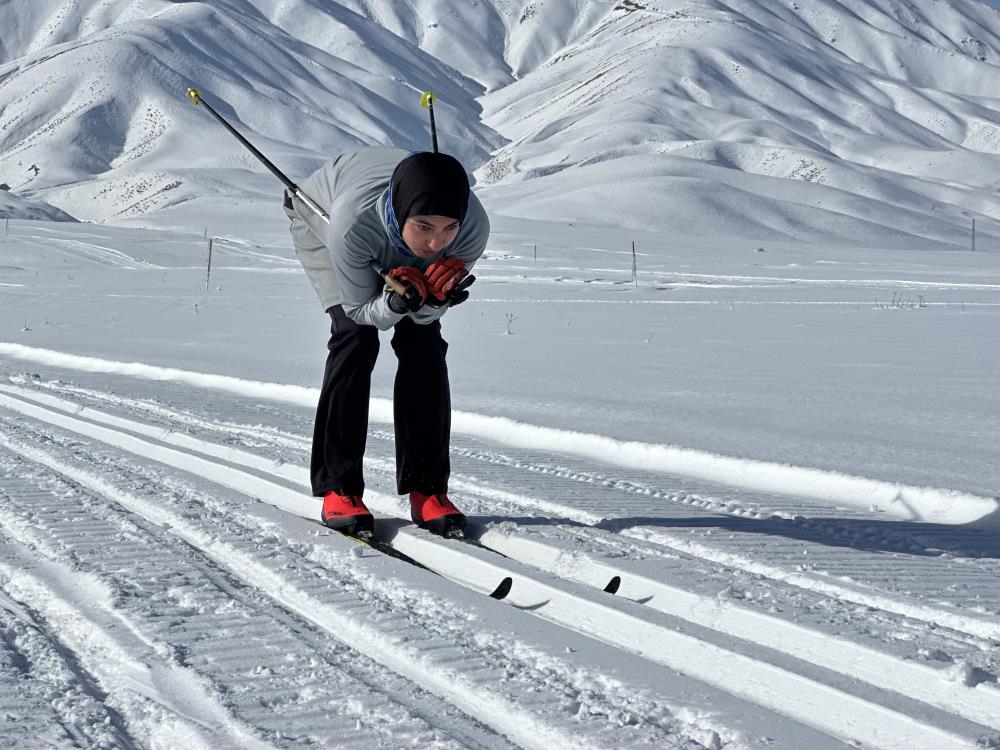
top-left (415, 223), bottom-right (458, 232)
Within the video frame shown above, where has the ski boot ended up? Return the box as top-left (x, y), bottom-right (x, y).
top-left (410, 491), bottom-right (467, 537)
top-left (321, 490), bottom-right (374, 538)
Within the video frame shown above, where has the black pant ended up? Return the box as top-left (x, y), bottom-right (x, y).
top-left (311, 305), bottom-right (451, 497)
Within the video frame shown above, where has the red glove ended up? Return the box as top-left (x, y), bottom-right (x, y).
top-left (424, 257), bottom-right (468, 303)
top-left (386, 266), bottom-right (428, 313)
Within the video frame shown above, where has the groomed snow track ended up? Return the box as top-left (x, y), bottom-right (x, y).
top-left (1, 368), bottom-right (999, 749)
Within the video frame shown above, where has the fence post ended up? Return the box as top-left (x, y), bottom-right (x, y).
top-left (205, 237), bottom-right (214, 291)
top-left (632, 241), bottom-right (637, 288)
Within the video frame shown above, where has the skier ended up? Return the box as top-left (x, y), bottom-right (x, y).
top-left (284, 148), bottom-right (489, 537)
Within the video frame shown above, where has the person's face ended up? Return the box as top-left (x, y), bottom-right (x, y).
top-left (401, 215), bottom-right (460, 258)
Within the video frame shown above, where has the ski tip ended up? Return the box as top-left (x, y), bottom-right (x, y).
top-left (604, 576), bottom-right (622, 595)
top-left (490, 576), bottom-right (513, 600)
top-left (186, 88), bottom-right (203, 106)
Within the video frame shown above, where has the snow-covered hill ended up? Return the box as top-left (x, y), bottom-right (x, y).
top-left (0, 0), bottom-right (501, 230)
top-left (0, 189), bottom-right (76, 221)
top-left (476, 0), bottom-right (1000, 248)
top-left (3, 0), bottom-right (1000, 246)
top-left (5, 5), bottom-right (1000, 746)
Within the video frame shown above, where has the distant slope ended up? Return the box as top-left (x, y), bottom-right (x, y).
top-left (0, 0), bottom-right (501, 229)
top-left (2, 0), bottom-right (1000, 248)
top-left (0, 190), bottom-right (75, 221)
top-left (475, 0), bottom-right (1000, 248)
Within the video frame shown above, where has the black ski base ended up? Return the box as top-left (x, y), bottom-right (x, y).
top-left (440, 527), bottom-right (510, 560)
top-left (418, 513), bottom-right (467, 538)
top-left (342, 528), bottom-right (430, 570)
top-left (434, 528), bottom-right (512, 599)
top-left (322, 515), bottom-right (375, 538)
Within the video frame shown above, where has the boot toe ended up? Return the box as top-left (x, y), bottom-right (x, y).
top-left (323, 513), bottom-right (375, 538)
top-left (425, 512), bottom-right (466, 537)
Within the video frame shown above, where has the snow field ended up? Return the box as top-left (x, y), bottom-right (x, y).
top-left (0, 574), bottom-right (132, 749)
top-left (0, 443), bottom-right (504, 750)
top-left (1, 211), bottom-right (998, 748)
top-left (1, 371), bottom-right (999, 748)
top-left (2, 342), bottom-right (996, 527)
top-left (0, 407), bottom-right (767, 750)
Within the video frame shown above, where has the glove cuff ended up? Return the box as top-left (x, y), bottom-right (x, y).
top-left (385, 286), bottom-right (410, 314)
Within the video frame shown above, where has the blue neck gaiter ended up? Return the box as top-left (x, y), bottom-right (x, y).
top-left (382, 185), bottom-right (414, 257)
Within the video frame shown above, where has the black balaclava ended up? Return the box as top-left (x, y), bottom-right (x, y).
top-left (391, 152), bottom-right (471, 225)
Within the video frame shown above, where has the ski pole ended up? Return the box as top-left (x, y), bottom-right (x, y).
top-left (420, 92), bottom-right (438, 153)
top-left (185, 87), bottom-right (413, 299)
top-left (186, 88), bottom-right (329, 223)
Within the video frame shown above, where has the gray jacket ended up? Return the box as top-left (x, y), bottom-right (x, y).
top-left (285, 147), bottom-right (490, 330)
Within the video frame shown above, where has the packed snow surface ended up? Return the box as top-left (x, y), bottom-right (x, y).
top-left (1, 212), bottom-right (999, 748)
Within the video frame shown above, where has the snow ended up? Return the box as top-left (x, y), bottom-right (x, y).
top-left (2, 1), bottom-right (1000, 748)
top-left (0, 190), bottom-right (76, 222)
top-left (4, 0), bottom-right (1000, 247)
top-left (2, 339), bottom-right (997, 527)
top-left (2, 209), bottom-right (1000, 748)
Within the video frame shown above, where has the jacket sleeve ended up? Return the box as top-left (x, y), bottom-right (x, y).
top-left (407, 303), bottom-right (449, 325)
top-left (333, 221), bottom-right (406, 330)
top-left (285, 157), bottom-right (344, 310)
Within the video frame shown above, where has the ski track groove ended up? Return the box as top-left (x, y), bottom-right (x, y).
top-left (0, 412), bottom-right (743, 750)
top-left (16, 375), bottom-right (1000, 652)
top-left (3, 373), bottom-right (1000, 747)
top-left (0, 449), bottom-right (516, 750)
top-left (0, 586), bottom-right (139, 750)
top-left (0, 394), bottom-right (984, 748)
top-left (0, 530), bottom-right (263, 750)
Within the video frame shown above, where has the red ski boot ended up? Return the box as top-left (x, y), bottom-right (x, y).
top-left (321, 490), bottom-right (374, 537)
top-left (410, 492), bottom-right (466, 536)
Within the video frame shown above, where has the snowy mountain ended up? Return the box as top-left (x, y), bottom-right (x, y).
top-left (0, 188), bottom-right (76, 221)
top-left (3, 0), bottom-right (1000, 247)
top-left (478, 0), bottom-right (1000, 249)
top-left (0, 0), bottom-right (501, 228)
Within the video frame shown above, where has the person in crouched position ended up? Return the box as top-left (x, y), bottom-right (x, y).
top-left (285, 149), bottom-right (489, 537)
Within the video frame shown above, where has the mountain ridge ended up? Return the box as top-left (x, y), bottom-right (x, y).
top-left (1, 0), bottom-right (999, 249)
